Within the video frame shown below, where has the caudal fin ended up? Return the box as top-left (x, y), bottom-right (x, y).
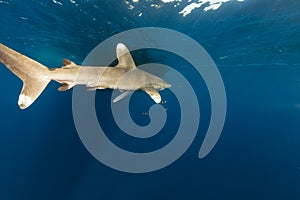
top-left (17, 77), bottom-right (50, 109)
top-left (0, 43), bottom-right (51, 109)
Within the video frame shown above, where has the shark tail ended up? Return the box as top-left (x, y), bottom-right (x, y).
top-left (0, 43), bottom-right (51, 109)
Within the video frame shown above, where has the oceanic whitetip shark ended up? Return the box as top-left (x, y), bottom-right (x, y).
top-left (0, 43), bottom-right (171, 109)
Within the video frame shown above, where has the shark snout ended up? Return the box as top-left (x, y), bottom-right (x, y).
top-left (160, 80), bottom-right (171, 89)
top-left (165, 83), bottom-right (171, 88)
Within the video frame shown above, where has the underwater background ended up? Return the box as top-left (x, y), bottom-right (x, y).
top-left (0, 0), bottom-right (299, 199)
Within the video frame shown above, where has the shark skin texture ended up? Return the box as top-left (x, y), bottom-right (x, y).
top-left (0, 43), bottom-right (171, 109)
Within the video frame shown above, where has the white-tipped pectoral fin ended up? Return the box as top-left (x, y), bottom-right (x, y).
top-left (18, 94), bottom-right (33, 109)
top-left (144, 88), bottom-right (161, 104)
top-left (86, 85), bottom-right (107, 91)
top-left (113, 91), bottom-right (133, 103)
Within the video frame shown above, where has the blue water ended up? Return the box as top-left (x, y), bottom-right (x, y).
top-left (0, 0), bottom-right (300, 199)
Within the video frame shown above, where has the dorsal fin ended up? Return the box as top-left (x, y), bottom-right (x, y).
top-left (62, 59), bottom-right (77, 69)
top-left (116, 43), bottom-right (136, 70)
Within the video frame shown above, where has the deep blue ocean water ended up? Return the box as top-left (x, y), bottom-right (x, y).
top-left (0, 0), bottom-right (299, 199)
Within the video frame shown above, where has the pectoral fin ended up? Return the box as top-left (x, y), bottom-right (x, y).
top-left (86, 85), bottom-right (107, 91)
top-left (86, 86), bottom-right (98, 91)
top-left (144, 88), bottom-right (161, 103)
top-left (113, 91), bottom-right (133, 103)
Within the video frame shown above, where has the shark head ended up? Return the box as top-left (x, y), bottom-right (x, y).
top-left (144, 77), bottom-right (171, 91)
top-left (112, 43), bottom-right (172, 104)
top-left (114, 43), bottom-right (171, 90)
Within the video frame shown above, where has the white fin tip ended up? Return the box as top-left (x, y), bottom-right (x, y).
top-left (18, 94), bottom-right (32, 109)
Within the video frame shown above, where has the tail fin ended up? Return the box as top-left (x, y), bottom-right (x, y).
top-left (0, 43), bottom-right (51, 109)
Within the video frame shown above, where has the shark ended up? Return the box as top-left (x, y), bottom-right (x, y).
top-left (0, 43), bottom-right (171, 109)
